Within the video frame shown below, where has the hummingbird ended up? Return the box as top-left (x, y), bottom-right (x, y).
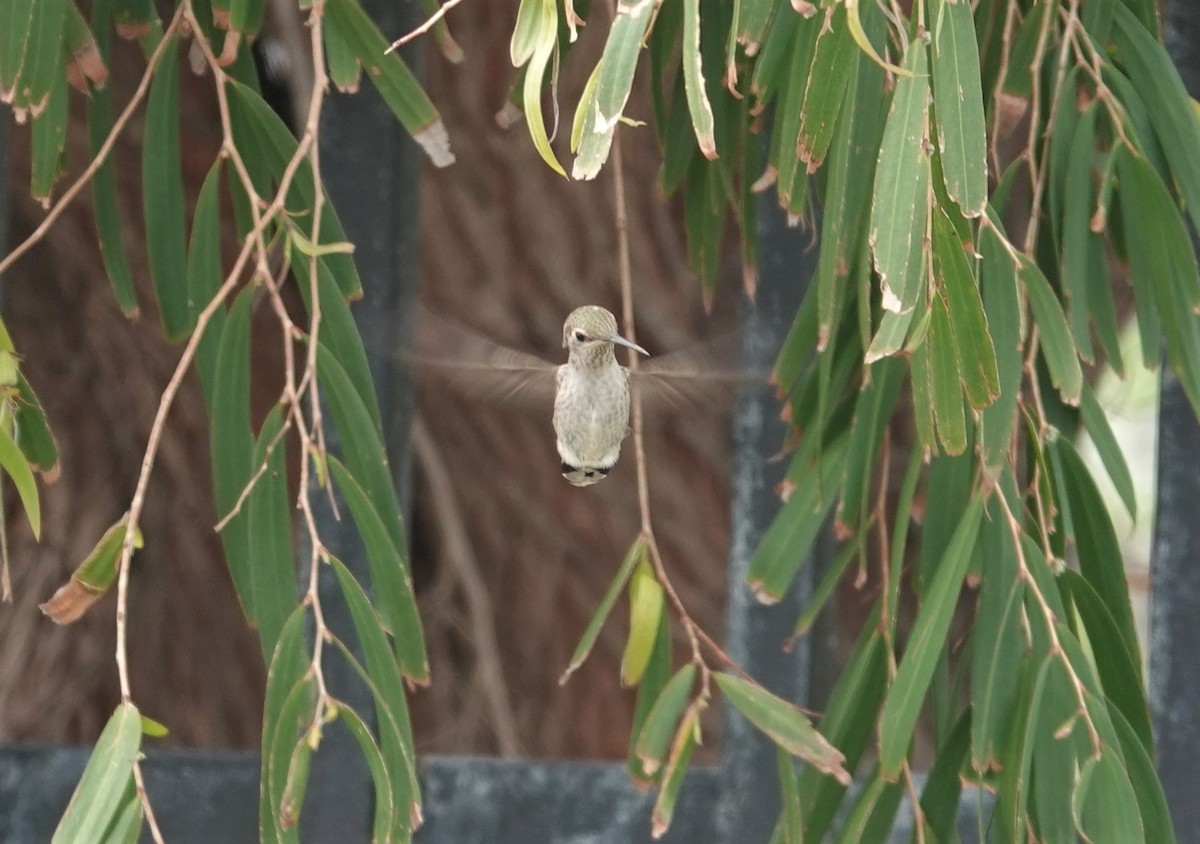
top-left (553, 305), bottom-right (649, 486)
top-left (412, 303), bottom-right (744, 486)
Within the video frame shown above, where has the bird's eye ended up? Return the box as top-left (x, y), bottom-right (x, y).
top-left (573, 330), bottom-right (587, 342)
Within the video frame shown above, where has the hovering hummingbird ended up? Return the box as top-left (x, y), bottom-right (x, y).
top-left (413, 304), bottom-right (744, 487)
top-left (553, 305), bottom-right (649, 486)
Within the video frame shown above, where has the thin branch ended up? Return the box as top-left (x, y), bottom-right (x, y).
top-left (385, 0), bottom-right (465, 54)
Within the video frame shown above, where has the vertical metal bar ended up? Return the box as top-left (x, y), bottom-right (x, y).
top-left (300, 1), bottom-right (423, 836)
top-left (1154, 4), bottom-right (1200, 840)
top-left (717, 193), bottom-right (823, 842)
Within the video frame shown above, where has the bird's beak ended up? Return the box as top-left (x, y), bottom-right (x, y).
top-left (610, 334), bottom-right (650, 356)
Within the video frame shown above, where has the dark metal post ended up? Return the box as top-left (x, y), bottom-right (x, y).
top-left (717, 190), bottom-right (824, 842)
top-left (1154, 5), bottom-right (1200, 841)
top-left (300, 0), bottom-right (424, 837)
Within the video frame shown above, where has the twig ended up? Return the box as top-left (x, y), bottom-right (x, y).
top-left (384, 0), bottom-right (465, 54)
top-left (994, 486), bottom-right (1102, 758)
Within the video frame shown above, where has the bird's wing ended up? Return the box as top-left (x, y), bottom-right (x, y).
top-left (629, 330), bottom-right (767, 415)
top-left (409, 305), bottom-right (557, 407)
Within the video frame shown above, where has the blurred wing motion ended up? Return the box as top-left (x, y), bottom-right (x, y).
top-left (412, 304), bottom-right (558, 406)
top-left (412, 304), bottom-right (763, 413)
top-left (633, 333), bottom-right (761, 415)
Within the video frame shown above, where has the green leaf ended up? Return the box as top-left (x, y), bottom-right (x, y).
top-left (930, 0), bottom-right (987, 216)
top-left (650, 703), bottom-right (700, 838)
top-left (998, 656), bottom-right (1053, 841)
top-left (259, 608), bottom-right (309, 844)
top-left (831, 764), bottom-right (903, 843)
top-left (918, 709), bottom-right (971, 842)
top-left (928, 291), bottom-right (966, 455)
top-left (1112, 4), bottom-right (1200, 230)
top-left (836, 356), bottom-right (905, 533)
top-left (1107, 702), bottom-right (1178, 844)
top-left (796, 5), bottom-right (855, 173)
top-left (72, 518), bottom-right (130, 592)
top-left (870, 41), bottom-right (930, 318)
top-left (327, 456), bottom-right (428, 683)
top-left (776, 746), bottom-right (803, 844)
top-left (634, 664), bottom-right (696, 775)
top-left (1117, 149), bottom-right (1200, 415)
top-left (334, 703), bottom-right (396, 841)
top-left (513, 0), bottom-right (565, 177)
top-left (971, 500), bottom-right (1024, 771)
top-left (265, 677), bottom-right (316, 837)
top-left (628, 608), bottom-right (672, 784)
top-left (291, 247), bottom-right (382, 436)
top-left (12, 369), bottom-right (57, 476)
top-left (324, 0), bottom-right (453, 167)
top-left (315, 344), bottom-right (405, 550)
top-left (228, 0), bottom-right (265, 37)
top-left (714, 672), bottom-right (850, 784)
top-left (210, 287), bottom-right (256, 622)
top-left (621, 557), bottom-right (664, 686)
top-left (1052, 438), bottom-right (1143, 682)
top-left (7, 0), bottom-right (67, 116)
top-left (746, 434), bottom-right (849, 601)
top-left (0, 422), bottom-right (40, 539)
top-left (979, 215), bottom-right (1022, 471)
top-left (1061, 104), bottom-right (1100, 363)
top-left (30, 60), bottom-right (68, 202)
top-left (1020, 255), bottom-right (1083, 405)
top-left (793, 533), bottom-right (864, 636)
top-left (815, 10), bottom-right (886, 346)
top-left (324, 14), bottom-right (360, 92)
top-left (799, 621), bottom-right (887, 839)
top-left (328, 557), bottom-right (420, 829)
top-left (593, 0), bottom-right (654, 132)
top-left (1076, 744), bottom-right (1145, 844)
top-left (52, 703), bottom-right (142, 844)
top-left (187, 160), bottom-right (227, 407)
top-left (226, 80), bottom-right (363, 298)
top-left (510, 0), bottom-right (542, 65)
top-left (1060, 571), bottom-right (1151, 752)
top-left (933, 208), bottom-right (999, 408)
top-left (99, 777), bottom-right (143, 844)
top-left (0, 0), bottom-right (35, 100)
top-left (1079, 385), bottom-right (1137, 521)
top-left (139, 715), bottom-right (169, 738)
top-left (562, 535), bottom-right (645, 682)
top-left (878, 494), bottom-right (984, 778)
top-left (682, 0), bottom-right (717, 159)
top-left (247, 407), bottom-right (298, 665)
top-left (142, 34), bottom-right (194, 342)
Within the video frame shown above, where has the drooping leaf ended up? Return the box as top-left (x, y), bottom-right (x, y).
top-left (715, 672), bottom-right (850, 783)
top-left (142, 34), bottom-right (194, 341)
top-left (1020, 255), bottom-right (1083, 405)
top-left (52, 703), bottom-right (142, 844)
top-left (929, 0), bottom-right (987, 216)
top-left (325, 0), bottom-right (454, 167)
top-left (878, 494), bottom-right (984, 777)
top-left (562, 535), bottom-right (645, 682)
top-left (327, 455), bottom-right (428, 683)
top-left (870, 41), bottom-right (930, 317)
top-left (622, 557), bottom-right (664, 687)
top-left (634, 664), bottom-right (696, 776)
